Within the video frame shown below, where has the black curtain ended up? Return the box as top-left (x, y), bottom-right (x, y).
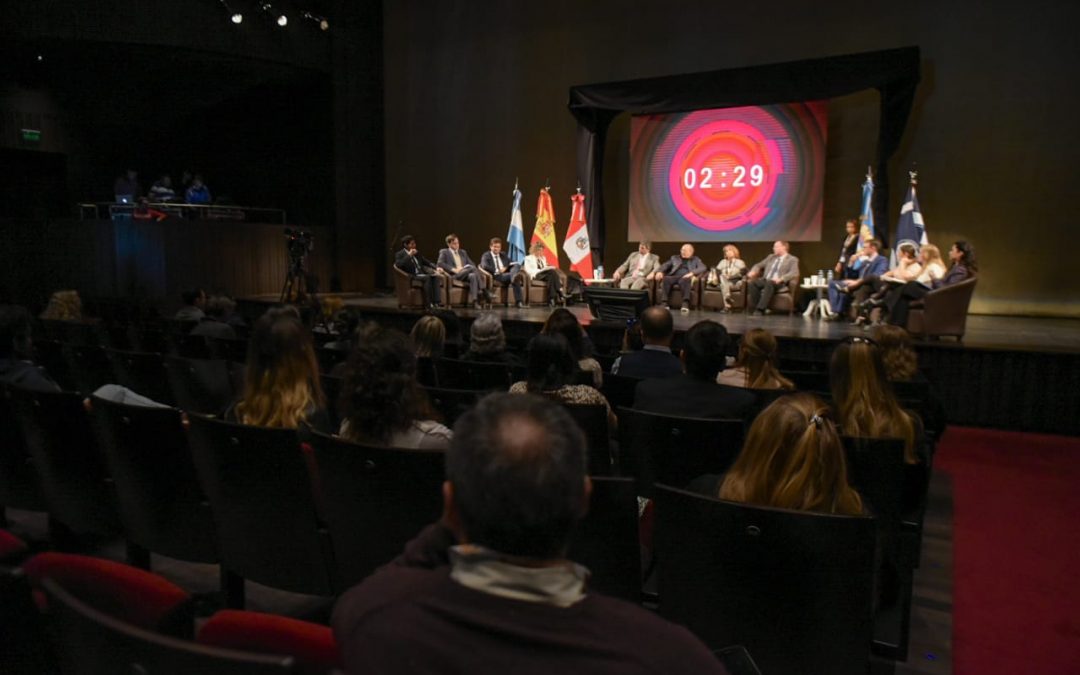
top-left (568, 47), bottom-right (920, 252)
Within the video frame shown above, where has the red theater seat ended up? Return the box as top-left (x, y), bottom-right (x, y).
top-left (199, 610), bottom-right (341, 675)
top-left (0, 529), bottom-right (28, 562)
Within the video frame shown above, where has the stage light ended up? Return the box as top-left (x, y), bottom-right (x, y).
top-left (231, 13), bottom-right (243, 24)
top-left (36, 54), bottom-right (43, 62)
top-left (277, 14), bottom-right (288, 26)
top-left (301, 11), bottom-right (330, 31)
top-left (320, 18), bottom-right (329, 31)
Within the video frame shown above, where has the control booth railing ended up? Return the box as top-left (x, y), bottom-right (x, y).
top-left (78, 202), bottom-right (287, 224)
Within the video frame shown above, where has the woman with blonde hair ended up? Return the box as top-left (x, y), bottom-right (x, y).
top-left (717, 328), bottom-right (794, 390)
top-left (708, 244), bottom-right (747, 312)
top-left (40, 290), bottom-right (83, 321)
top-left (410, 314), bottom-right (446, 359)
top-left (230, 307), bottom-right (330, 432)
top-left (709, 393), bottom-right (863, 515)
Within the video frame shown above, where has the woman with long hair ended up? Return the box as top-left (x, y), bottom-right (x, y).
top-left (510, 333), bottom-right (616, 432)
top-left (410, 314), bottom-right (446, 359)
top-left (339, 325), bottom-right (450, 450)
top-left (717, 328), bottom-right (794, 390)
top-left (713, 393), bottom-right (863, 515)
top-left (232, 306), bottom-right (330, 431)
top-left (541, 307), bottom-right (601, 386)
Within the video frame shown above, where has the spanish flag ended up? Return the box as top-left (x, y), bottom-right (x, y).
top-left (531, 187), bottom-right (559, 267)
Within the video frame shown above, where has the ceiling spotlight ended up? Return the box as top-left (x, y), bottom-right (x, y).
top-left (277, 14), bottom-right (288, 26)
top-left (231, 13), bottom-right (243, 24)
top-left (319, 18), bottom-right (329, 31)
top-left (301, 11), bottom-right (330, 31)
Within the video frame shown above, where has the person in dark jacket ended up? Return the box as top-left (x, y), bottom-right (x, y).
top-left (0, 305), bottom-right (61, 392)
top-left (611, 306), bottom-right (681, 379)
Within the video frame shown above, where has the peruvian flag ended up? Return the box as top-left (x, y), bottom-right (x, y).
top-left (562, 191), bottom-right (593, 277)
top-left (531, 188), bottom-right (560, 267)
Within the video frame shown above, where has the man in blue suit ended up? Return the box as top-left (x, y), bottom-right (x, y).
top-left (827, 239), bottom-right (887, 320)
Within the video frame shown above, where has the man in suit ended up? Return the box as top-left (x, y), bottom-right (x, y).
top-left (652, 244), bottom-right (707, 313)
top-left (746, 240), bottom-right (800, 316)
top-left (395, 235), bottom-right (444, 309)
top-left (612, 241), bottom-right (660, 290)
top-left (633, 320), bottom-right (756, 420)
top-left (438, 234), bottom-right (485, 309)
top-left (479, 237), bottom-right (524, 308)
top-left (826, 238), bottom-right (887, 320)
top-left (611, 306), bottom-right (682, 379)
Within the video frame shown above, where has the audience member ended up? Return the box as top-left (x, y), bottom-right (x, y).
top-left (746, 240), bottom-right (800, 316)
top-left (706, 244), bottom-right (747, 312)
top-left (0, 305), bottom-right (61, 392)
top-left (611, 241), bottom-right (660, 291)
top-left (410, 315), bottom-right (446, 359)
top-left (510, 334), bottom-right (616, 433)
top-left (830, 336), bottom-right (927, 510)
top-left (113, 169), bottom-right (140, 203)
top-left (692, 393), bottom-right (864, 516)
top-left (541, 308), bottom-right (601, 387)
top-left (331, 393), bottom-right (724, 674)
top-left (175, 289), bottom-right (206, 322)
top-left (190, 295), bottom-right (238, 339)
top-left (39, 290), bottom-right (83, 322)
top-left (653, 243), bottom-right (706, 313)
top-left (323, 310), bottom-right (362, 352)
top-left (437, 233), bottom-right (487, 309)
top-left (872, 324), bottom-right (947, 439)
top-left (132, 197), bottom-right (167, 221)
top-left (149, 174), bottom-right (176, 201)
top-left (461, 313), bottom-right (522, 366)
top-left (716, 328), bottom-right (794, 390)
top-left (479, 237), bottom-right (524, 307)
top-left (228, 307), bottom-right (330, 432)
top-left (395, 235), bottom-right (444, 309)
top-left (338, 325), bottom-right (451, 450)
top-left (633, 320), bottom-right (756, 420)
top-left (185, 174), bottom-right (212, 204)
top-left (611, 306), bottom-right (681, 379)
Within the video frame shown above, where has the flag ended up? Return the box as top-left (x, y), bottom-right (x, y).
top-left (858, 169), bottom-right (875, 248)
top-left (563, 191), bottom-right (593, 278)
top-left (891, 173), bottom-right (928, 269)
top-left (506, 186), bottom-right (526, 264)
top-left (531, 187), bottom-right (559, 267)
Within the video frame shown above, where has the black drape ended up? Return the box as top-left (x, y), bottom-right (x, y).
top-left (569, 47), bottom-right (920, 253)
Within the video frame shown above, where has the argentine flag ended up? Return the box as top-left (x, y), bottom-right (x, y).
top-left (859, 172), bottom-right (875, 247)
top-left (891, 181), bottom-right (928, 269)
top-left (506, 187), bottom-right (526, 264)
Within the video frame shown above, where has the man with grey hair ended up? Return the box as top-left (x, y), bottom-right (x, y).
top-left (332, 393), bottom-right (726, 674)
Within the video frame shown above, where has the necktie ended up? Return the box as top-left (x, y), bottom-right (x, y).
top-left (495, 255), bottom-right (504, 274)
top-left (767, 256), bottom-right (782, 278)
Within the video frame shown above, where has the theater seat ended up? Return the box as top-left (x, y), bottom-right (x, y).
top-left (199, 610), bottom-right (341, 675)
top-left (392, 265), bottom-right (427, 309)
top-left (0, 529), bottom-right (28, 562)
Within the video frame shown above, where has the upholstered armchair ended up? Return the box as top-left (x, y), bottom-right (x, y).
top-left (906, 277), bottom-right (977, 340)
top-left (392, 266), bottom-right (427, 309)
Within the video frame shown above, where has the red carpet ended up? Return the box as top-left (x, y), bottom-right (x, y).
top-left (935, 427), bottom-right (1080, 674)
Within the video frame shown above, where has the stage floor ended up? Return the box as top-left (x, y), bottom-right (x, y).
top-left (249, 293), bottom-right (1080, 355)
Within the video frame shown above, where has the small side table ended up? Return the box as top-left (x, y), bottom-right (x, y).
top-left (802, 283), bottom-right (833, 318)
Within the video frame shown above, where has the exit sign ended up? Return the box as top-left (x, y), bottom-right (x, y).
top-left (20, 128), bottom-right (41, 145)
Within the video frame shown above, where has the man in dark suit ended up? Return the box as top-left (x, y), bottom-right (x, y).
top-left (633, 320), bottom-right (756, 421)
top-left (479, 237), bottom-right (524, 307)
top-left (438, 234), bottom-right (485, 309)
top-left (746, 240), bottom-right (800, 315)
top-left (826, 238), bottom-right (888, 320)
top-left (653, 244), bottom-right (707, 313)
top-left (612, 306), bottom-right (682, 379)
top-left (395, 235), bottom-right (444, 309)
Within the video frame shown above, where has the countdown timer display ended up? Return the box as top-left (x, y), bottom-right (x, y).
top-left (628, 102), bottom-right (827, 242)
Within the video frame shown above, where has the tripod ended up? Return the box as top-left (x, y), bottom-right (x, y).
top-left (280, 253), bottom-right (308, 304)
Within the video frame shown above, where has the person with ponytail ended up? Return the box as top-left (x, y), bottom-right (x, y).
top-left (716, 328), bottom-right (795, 390)
top-left (231, 306), bottom-right (331, 432)
top-left (695, 393), bottom-right (863, 515)
top-left (338, 324), bottom-right (451, 450)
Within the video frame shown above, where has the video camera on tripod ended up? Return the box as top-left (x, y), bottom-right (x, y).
top-left (281, 227), bottom-right (315, 303)
top-left (284, 227), bottom-right (314, 260)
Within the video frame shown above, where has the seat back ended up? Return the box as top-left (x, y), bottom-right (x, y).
top-left (41, 578), bottom-right (297, 675)
top-left (654, 485), bottom-right (876, 675)
top-left (617, 408), bottom-right (745, 496)
top-left (106, 348), bottom-right (173, 405)
top-left (90, 397), bottom-right (219, 564)
top-left (393, 266), bottom-right (426, 308)
top-left (186, 415), bottom-right (335, 597)
top-left (31, 339), bottom-right (74, 390)
top-left (7, 386), bottom-right (119, 535)
top-left (435, 358), bottom-right (512, 390)
top-left (422, 386), bottom-right (481, 426)
top-left (567, 476), bottom-right (641, 602)
top-left (0, 385), bottom-right (46, 511)
top-left (782, 369), bottom-right (831, 394)
top-left (62, 343), bottom-right (112, 394)
top-left (164, 355), bottom-right (237, 415)
top-left (198, 610), bottom-right (341, 675)
top-left (307, 432), bottom-right (444, 590)
top-left (840, 436), bottom-right (905, 537)
top-left (600, 372), bottom-right (642, 410)
top-left (561, 403), bottom-right (612, 475)
top-left (205, 336), bottom-right (250, 363)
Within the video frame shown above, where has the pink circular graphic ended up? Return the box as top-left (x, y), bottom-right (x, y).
top-left (667, 119), bottom-right (785, 232)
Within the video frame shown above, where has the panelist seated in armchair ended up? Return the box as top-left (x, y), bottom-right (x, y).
top-left (883, 240), bottom-right (978, 327)
top-left (523, 242), bottom-right (567, 307)
top-left (706, 244), bottom-right (748, 312)
top-left (826, 238), bottom-right (887, 320)
top-left (438, 233), bottom-right (487, 309)
top-left (395, 235), bottom-right (444, 309)
top-left (479, 237), bottom-right (524, 308)
top-left (612, 241), bottom-right (660, 291)
top-left (652, 244), bottom-right (706, 313)
top-left (746, 240), bottom-right (800, 316)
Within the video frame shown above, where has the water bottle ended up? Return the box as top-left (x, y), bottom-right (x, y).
top-left (826, 270), bottom-right (834, 283)
top-left (598, 264), bottom-right (604, 279)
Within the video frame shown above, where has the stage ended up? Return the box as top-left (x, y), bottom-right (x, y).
top-left (240, 292), bottom-right (1080, 437)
